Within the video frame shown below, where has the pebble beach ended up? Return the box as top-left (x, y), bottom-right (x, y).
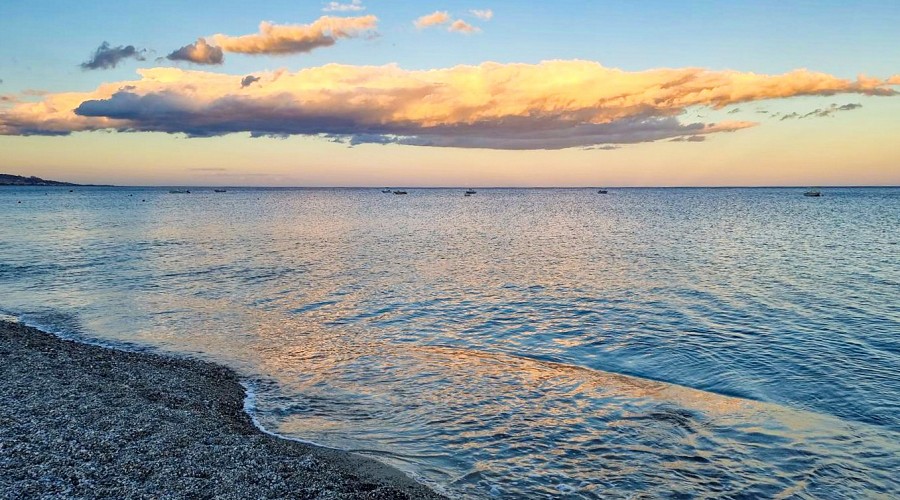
top-left (0, 320), bottom-right (443, 499)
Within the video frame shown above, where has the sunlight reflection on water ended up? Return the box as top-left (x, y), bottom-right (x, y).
top-left (1, 186), bottom-right (898, 497)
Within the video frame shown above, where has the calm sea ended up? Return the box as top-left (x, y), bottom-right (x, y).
top-left (1, 186), bottom-right (898, 497)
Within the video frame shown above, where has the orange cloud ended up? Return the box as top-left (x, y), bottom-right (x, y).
top-left (414, 11), bottom-right (451, 29)
top-left (449, 20), bottom-right (480, 34)
top-left (1, 61), bottom-right (896, 149)
top-left (166, 38), bottom-right (223, 65)
top-left (210, 16), bottom-right (377, 55)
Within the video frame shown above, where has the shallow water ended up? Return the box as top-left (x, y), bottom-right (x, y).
top-left (1, 186), bottom-right (898, 497)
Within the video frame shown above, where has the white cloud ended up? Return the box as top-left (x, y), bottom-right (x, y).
top-left (323, 0), bottom-right (365, 12)
top-left (470, 9), bottom-right (493, 20)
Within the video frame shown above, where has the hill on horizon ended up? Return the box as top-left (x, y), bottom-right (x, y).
top-left (0, 174), bottom-right (78, 186)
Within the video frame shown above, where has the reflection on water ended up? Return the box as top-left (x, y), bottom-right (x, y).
top-left (1, 186), bottom-right (898, 497)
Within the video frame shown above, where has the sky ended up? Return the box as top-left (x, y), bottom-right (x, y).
top-left (0, 0), bottom-right (898, 186)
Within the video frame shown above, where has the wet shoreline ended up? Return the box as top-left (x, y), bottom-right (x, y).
top-left (0, 320), bottom-right (443, 499)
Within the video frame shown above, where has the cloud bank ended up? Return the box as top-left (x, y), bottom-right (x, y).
top-left (81, 42), bottom-right (146, 70)
top-left (210, 16), bottom-right (377, 55)
top-left (1, 61), bottom-right (896, 149)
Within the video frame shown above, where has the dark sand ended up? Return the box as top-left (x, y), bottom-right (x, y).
top-left (0, 320), bottom-right (444, 499)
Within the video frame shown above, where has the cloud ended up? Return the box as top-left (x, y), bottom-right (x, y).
top-left (241, 75), bottom-right (261, 88)
top-left (210, 16), bottom-right (377, 55)
top-left (415, 11), bottom-right (451, 29)
top-left (780, 102), bottom-right (863, 120)
top-left (470, 9), bottom-right (493, 20)
top-left (669, 135), bottom-right (706, 142)
top-left (81, 42), bottom-right (146, 70)
top-left (727, 107), bottom-right (741, 114)
top-left (1, 61), bottom-right (896, 149)
top-left (167, 38), bottom-right (224, 65)
top-left (323, 0), bottom-right (364, 12)
top-left (449, 20), bottom-right (480, 34)
top-left (416, 11), bottom-right (482, 33)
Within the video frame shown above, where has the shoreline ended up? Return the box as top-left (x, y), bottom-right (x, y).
top-left (0, 320), bottom-right (444, 498)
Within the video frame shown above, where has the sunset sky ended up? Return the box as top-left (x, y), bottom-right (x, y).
top-left (1, 0), bottom-right (898, 186)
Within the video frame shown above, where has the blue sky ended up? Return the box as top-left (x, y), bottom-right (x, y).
top-left (0, 1), bottom-right (898, 185)
top-left (3, 0), bottom-right (898, 91)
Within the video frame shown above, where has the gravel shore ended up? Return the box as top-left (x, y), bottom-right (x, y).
top-left (0, 320), bottom-right (444, 499)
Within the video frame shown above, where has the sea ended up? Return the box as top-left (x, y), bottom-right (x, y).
top-left (1, 186), bottom-right (898, 498)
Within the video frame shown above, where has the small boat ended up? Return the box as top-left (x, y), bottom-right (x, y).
top-left (381, 188), bottom-right (392, 193)
top-left (169, 189), bottom-right (190, 194)
top-left (803, 189), bottom-right (822, 197)
top-left (597, 189), bottom-right (608, 194)
top-left (393, 190), bottom-right (408, 195)
top-left (214, 189), bottom-right (227, 193)
top-left (465, 189), bottom-right (477, 196)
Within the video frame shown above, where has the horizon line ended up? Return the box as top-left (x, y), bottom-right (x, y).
top-left (6, 184), bottom-right (899, 189)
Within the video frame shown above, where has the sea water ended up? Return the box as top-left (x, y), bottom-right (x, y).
top-left (1, 186), bottom-right (898, 497)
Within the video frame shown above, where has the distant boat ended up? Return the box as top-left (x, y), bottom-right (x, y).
top-left (465, 189), bottom-right (476, 196)
top-left (393, 190), bottom-right (408, 195)
top-left (382, 188), bottom-right (392, 193)
top-left (169, 189), bottom-right (190, 194)
top-left (597, 189), bottom-right (609, 194)
top-left (214, 189), bottom-right (227, 193)
top-left (803, 189), bottom-right (822, 197)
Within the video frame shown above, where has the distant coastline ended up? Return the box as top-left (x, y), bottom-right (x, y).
top-left (0, 174), bottom-right (113, 187)
top-left (1, 175), bottom-right (896, 189)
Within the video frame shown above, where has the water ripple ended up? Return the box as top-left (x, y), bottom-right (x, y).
top-left (1, 186), bottom-right (898, 497)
